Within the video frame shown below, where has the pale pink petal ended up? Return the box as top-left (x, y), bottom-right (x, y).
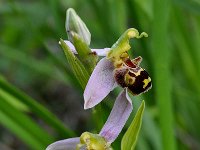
top-left (99, 88), bottom-right (133, 143)
top-left (91, 48), bottom-right (110, 56)
top-left (63, 40), bottom-right (110, 56)
top-left (63, 40), bottom-right (77, 54)
top-left (84, 57), bottom-right (115, 109)
top-left (46, 137), bottom-right (80, 150)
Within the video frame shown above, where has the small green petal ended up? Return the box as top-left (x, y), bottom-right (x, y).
top-left (107, 28), bottom-right (148, 67)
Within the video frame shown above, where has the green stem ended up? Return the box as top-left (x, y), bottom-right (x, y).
top-left (152, 0), bottom-right (177, 150)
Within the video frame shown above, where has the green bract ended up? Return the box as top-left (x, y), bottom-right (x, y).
top-left (60, 39), bottom-right (90, 89)
top-left (72, 33), bottom-right (98, 74)
top-left (121, 101), bottom-right (145, 150)
top-left (64, 8), bottom-right (98, 76)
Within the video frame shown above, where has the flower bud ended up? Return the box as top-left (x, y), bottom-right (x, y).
top-left (66, 8), bottom-right (91, 45)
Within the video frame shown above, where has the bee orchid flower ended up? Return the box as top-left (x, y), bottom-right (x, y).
top-left (64, 8), bottom-right (151, 110)
top-left (85, 28), bottom-right (152, 109)
top-left (46, 88), bottom-right (132, 150)
top-left (64, 28), bottom-right (152, 109)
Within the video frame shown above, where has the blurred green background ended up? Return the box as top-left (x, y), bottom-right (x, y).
top-left (0, 0), bottom-right (200, 150)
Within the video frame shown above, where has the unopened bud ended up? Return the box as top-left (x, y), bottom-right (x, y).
top-left (66, 8), bottom-right (91, 45)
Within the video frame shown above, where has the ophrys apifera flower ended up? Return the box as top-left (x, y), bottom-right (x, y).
top-left (83, 28), bottom-right (152, 109)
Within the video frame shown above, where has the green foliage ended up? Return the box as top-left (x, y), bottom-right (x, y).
top-left (0, 0), bottom-right (200, 149)
top-left (0, 95), bottom-right (53, 150)
top-left (0, 75), bottom-right (75, 138)
top-left (152, 0), bottom-right (177, 149)
top-left (72, 34), bottom-right (98, 74)
top-left (0, 88), bottom-right (29, 112)
top-left (121, 101), bottom-right (145, 150)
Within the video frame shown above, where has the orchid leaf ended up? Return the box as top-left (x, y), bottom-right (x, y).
top-left (73, 33), bottom-right (98, 74)
top-left (60, 39), bottom-right (89, 89)
top-left (121, 100), bottom-right (145, 150)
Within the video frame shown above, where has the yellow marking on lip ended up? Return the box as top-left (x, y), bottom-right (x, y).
top-left (125, 74), bottom-right (135, 85)
top-left (130, 68), bottom-right (143, 76)
top-left (143, 77), bottom-right (151, 88)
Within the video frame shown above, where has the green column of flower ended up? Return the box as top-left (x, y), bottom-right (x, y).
top-left (152, 0), bottom-right (177, 150)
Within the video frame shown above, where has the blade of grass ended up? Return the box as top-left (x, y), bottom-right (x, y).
top-left (0, 110), bottom-right (45, 150)
top-left (171, 10), bottom-right (200, 94)
top-left (105, 0), bottom-right (126, 36)
top-left (0, 88), bottom-right (29, 112)
top-left (121, 101), bottom-right (145, 150)
top-left (152, 0), bottom-right (177, 149)
top-left (0, 44), bottom-right (68, 84)
top-left (174, 0), bottom-right (200, 14)
top-left (48, 0), bottom-right (63, 37)
top-left (0, 75), bottom-right (75, 138)
top-left (0, 95), bottom-right (53, 148)
top-left (87, 0), bottom-right (114, 44)
top-left (142, 109), bottom-right (162, 150)
top-left (192, 17), bottom-right (200, 73)
top-left (136, 132), bottom-right (150, 150)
